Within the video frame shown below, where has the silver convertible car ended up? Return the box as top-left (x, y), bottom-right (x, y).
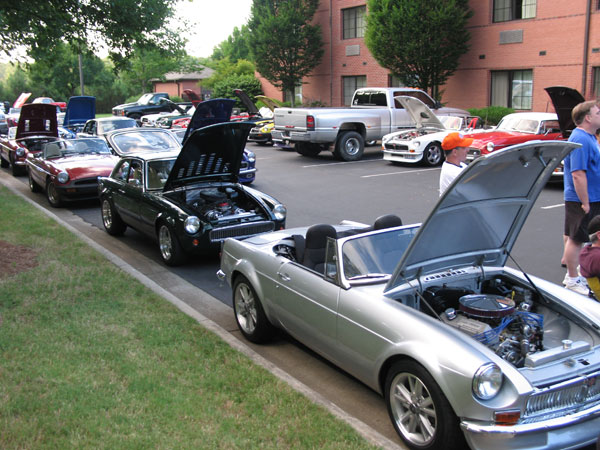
top-left (218, 140), bottom-right (600, 450)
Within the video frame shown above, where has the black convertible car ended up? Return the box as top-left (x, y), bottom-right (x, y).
top-left (97, 122), bottom-right (287, 265)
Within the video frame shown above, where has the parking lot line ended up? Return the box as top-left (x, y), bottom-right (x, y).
top-left (541, 203), bottom-right (564, 209)
top-left (302, 159), bottom-right (383, 168)
top-left (361, 167), bottom-right (440, 178)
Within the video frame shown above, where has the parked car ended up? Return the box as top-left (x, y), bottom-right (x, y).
top-left (381, 96), bottom-right (483, 166)
top-left (217, 140), bottom-right (600, 450)
top-left (32, 96), bottom-right (67, 111)
top-left (247, 95), bottom-right (281, 146)
top-left (272, 87), bottom-right (469, 161)
top-left (0, 104), bottom-right (59, 176)
top-left (141, 101), bottom-right (193, 128)
top-left (26, 138), bottom-right (118, 207)
top-left (0, 111), bottom-right (7, 135)
top-left (5, 107), bottom-right (21, 128)
top-left (112, 92), bottom-right (171, 120)
top-left (62, 96), bottom-right (96, 133)
top-left (98, 122), bottom-right (286, 266)
top-left (465, 112), bottom-right (563, 162)
top-left (78, 117), bottom-right (138, 139)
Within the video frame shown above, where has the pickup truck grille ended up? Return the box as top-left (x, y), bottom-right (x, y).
top-left (209, 221), bottom-right (274, 242)
top-left (522, 370), bottom-right (600, 423)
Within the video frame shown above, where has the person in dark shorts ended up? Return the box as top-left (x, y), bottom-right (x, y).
top-left (563, 101), bottom-right (600, 294)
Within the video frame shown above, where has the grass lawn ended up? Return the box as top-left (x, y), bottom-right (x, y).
top-left (0, 186), bottom-right (376, 449)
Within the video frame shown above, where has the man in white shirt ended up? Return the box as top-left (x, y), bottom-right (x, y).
top-left (439, 132), bottom-right (473, 196)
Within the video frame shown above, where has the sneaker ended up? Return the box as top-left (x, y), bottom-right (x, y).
top-left (564, 278), bottom-right (590, 296)
top-left (563, 274), bottom-right (588, 287)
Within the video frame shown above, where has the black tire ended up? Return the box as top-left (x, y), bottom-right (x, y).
top-left (0, 155), bottom-right (8, 168)
top-left (233, 275), bottom-right (274, 343)
top-left (28, 169), bottom-right (42, 193)
top-left (423, 142), bottom-right (444, 167)
top-left (295, 142), bottom-right (322, 157)
top-left (10, 154), bottom-right (23, 176)
top-left (45, 179), bottom-right (63, 207)
top-left (385, 360), bottom-right (466, 450)
top-left (101, 197), bottom-right (127, 236)
top-left (157, 222), bottom-right (186, 266)
top-left (334, 131), bottom-right (364, 161)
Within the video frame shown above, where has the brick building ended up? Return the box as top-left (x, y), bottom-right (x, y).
top-left (258, 0), bottom-right (600, 112)
top-left (152, 68), bottom-right (214, 100)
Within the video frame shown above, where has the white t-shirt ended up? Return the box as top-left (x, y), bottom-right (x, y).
top-left (439, 161), bottom-right (467, 196)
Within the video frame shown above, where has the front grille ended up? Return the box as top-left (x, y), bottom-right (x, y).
top-left (209, 221), bottom-right (275, 242)
top-left (384, 143), bottom-right (409, 151)
top-left (73, 177), bottom-right (100, 186)
top-left (523, 370), bottom-right (600, 423)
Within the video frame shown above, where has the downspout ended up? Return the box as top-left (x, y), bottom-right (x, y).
top-left (329, 0), bottom-right (333, 106)
top-left (582, 0), bottom-right (592, 96)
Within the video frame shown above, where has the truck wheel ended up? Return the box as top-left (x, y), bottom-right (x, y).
top-left (295, 142), bottom-right (322, 157)
top-left (334, 131), bottom-right (364, 161)
top-left (423, 142), bottom-right (444, 167)
top-left (0, 155), bottom-right (8, 168)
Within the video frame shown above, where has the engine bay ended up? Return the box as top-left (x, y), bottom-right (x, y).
top-left (419, 276), bottom-right (595, 369)
top-left (175, 185), bottom-right (267, 225)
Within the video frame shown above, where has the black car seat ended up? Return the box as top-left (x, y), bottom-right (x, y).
top-left (302, 224), bottom-right (337, 273)
top-left (373, 214), bottom-right (403, 230)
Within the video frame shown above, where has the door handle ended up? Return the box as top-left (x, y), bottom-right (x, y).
top-left (277, 272), bottom-right (291, 282)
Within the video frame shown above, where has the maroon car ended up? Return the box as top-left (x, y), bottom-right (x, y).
top-left (26, 138), bottom-right (118, 207)
top-left (0, 103), bottom-right (58, 176)
top-left (465, 112), bottom-right (563, 162)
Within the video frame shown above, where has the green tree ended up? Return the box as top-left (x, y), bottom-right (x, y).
top-left (202, 59), bottom-right (257, 91)
top-left (118, 47), bottom-right (181, 95)
top-left (248, 0), bottom-right (323, 107)
top-left (365, 0), bottom-right (472, 100)
top-left (212, 74), bottom-right (263, 111)
top-left (211, 25), bottom-right (252, 63)
top-left (0, 65), bottom-right (32, 103)
top-left (0, 0), bottom-right (184, 66)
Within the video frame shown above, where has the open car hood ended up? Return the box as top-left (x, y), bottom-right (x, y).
top-left (181, 98), bottom-right (235, 144)
top-left (234, 89), bottom-right (260, 116)
top-left (395, 96), bottom-right (445, 129)
top-left (163, 121), bottom-right (253, 190)
top-left (63, 96), bottom-right (96, 127)
top-left (16, 104), bottom-right (58, 139)
top-left (385, 140), bottom-right (578, 293)
top-left (544, 86), bottom-right (584, 138)
top-left (255, 95), bottom-right (282, 112)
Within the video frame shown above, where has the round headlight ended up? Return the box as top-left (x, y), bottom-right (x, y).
top-left (273, 204), bottom-right (287, 221)
top-left (486, 142), bottom-right (495, 152)
top-left (410, 140), bottom-right (420, 150)
top-left (473, 363), bottom-right (503, 400)
top-left (16, 147), bottom-right (25, 157)
top-left (57, 171), bottom-right (69, 184)
top-left (184, 216), bottom-right (201, 234)
top-left (246, 151), bottom-right (256, 163)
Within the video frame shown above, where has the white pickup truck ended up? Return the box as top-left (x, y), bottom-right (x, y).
top-left (272, 87), bottom-right (468, 161)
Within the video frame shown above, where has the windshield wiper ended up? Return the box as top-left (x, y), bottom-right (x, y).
top-left (348, 273), bottom-right (389, 280)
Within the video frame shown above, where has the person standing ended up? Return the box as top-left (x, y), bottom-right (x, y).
top-left (439, 132), bottom-right (473, 196)
top-left (563, 101), bottom-right (600, 294)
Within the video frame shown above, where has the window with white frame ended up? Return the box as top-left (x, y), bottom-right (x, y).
top-left (593, 67), bottom-right (600, 98)
top-left (343, 76), bottom-right (367, 106)
top-left (343, 6), bottom-right (366, 39)
top-left (491, 70), bottom-right (533, 110)
top-left (493, 0), bottom-right (536, 23)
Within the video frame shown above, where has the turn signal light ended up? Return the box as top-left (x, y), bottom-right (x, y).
top-left (306, 115), bottom-right (315, 131)
top-left (494, 410), bottom-right (520, 426)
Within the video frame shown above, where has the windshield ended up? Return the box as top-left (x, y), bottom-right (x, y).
top-left (342, 226), bottom-right (419, 280)
top-left (147, 159), bottom-right (176, 190)
top-left (98, 119), bottom-right (137, 134)
top-left (43, 138), bottom-right (110, 158)
top-left (496, 116), bottom-right (540, 133)
top-left (111, 130), bottom-right (181, 154)
top-left (439, 116), bottom-right (463, 130)
top-left (137, 93), bottom-right (154, 105)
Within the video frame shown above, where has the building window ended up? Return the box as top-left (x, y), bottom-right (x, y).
top-left (593, 67), bottom-right (600, 98)
top-left (283, 85), bottom-right (303, 105)
top-left (491, 69), bottom-right (533, 110)
top-left (388, 74), bottom-right (405, 87)
top-left (343, 76), bottom-right (367, 105)
top-left (343, 6), bottom-right (366, 39)
top-left (493, 0), bottom-right (536, 23)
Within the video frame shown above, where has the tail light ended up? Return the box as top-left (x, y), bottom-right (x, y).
top-left (306, 115), bottom-right (315, 131)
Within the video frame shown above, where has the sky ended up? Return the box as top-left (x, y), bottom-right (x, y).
top-left (174, 0), bottom-right (253, 58)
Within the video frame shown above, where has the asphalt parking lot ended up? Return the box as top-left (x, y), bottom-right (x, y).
top-left (0, 141), bottom-right (577, 449)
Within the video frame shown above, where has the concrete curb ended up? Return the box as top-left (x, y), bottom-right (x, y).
top-left (0, 176), bottom-right (403, 450)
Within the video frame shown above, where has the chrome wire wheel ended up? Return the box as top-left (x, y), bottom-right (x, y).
top-left (158, 224), bottom-right (174, 261)
top-left (389, 372), bottom-right (437, 446)
top-left (46, 181), bottom-right (62, 207)
top-left (102, 199), bottom-right (113, 229)
top-left (234, 281), bottom-right (257, 335)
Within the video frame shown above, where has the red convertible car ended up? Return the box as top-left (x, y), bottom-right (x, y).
top-left (26, 138), bottom-right (118, 207)
top-left (0, 103), bottom-right (58, 176)
top-left (465, 112), bottom-right (563, 161)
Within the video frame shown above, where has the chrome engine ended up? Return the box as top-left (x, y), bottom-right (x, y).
top-left (185, 187), bottom-right (263, 224)
top-left (425, 280), bottom-right (545, 368)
